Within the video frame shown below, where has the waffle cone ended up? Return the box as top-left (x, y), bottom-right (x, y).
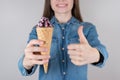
top-left (36, 27), bottom-right (53, 73)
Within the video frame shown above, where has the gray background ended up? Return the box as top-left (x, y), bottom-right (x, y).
top-left (0, 0), bottom-right (119, 80)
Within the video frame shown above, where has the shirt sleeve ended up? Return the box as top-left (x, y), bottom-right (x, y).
top-left (18, 26), bottom-right (38, 76)
top-left (82, 22), bottom-right (108, 67)
top-left (18, 55), bottom-right (38, 76)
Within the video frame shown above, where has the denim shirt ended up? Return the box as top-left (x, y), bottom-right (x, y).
top-left (18, 16), bottom-right (108, 80)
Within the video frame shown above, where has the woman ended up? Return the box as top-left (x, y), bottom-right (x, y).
top-left (18, 0), bottom-right (108, 80)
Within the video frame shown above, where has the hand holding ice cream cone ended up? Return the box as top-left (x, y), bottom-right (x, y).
top-left (23, 39), bottom-right (50, 71)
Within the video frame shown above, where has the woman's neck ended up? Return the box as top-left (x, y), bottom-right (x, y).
top-left (55, 13), bottom-right (72, 23)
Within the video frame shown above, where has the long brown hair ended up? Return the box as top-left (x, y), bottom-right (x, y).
top-left (43, 0), bottom-right (83, 22)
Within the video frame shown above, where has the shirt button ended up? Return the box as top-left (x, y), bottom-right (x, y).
top-left (62, 37), bottom-right (65, 39)
top-left (63, 72), bottom-right (66, 75)
top-left (62, 60), bottom-right (65, 62)
top-left (62, 27), bottom-right (64, 30)
top-left (62, 48), bottom-right (64, 50)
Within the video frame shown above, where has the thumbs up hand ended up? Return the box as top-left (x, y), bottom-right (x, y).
top-left (67, 26), bottom-right (100, 66)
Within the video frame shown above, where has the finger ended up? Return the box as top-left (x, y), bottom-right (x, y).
top-left (71, 60), bottom-right (81, 66)
top-left (31, 59), bottom-right (49, 65)
top-left (67, 44), bottom-right (81, 50)
top-left (26, 39), bottom-right (45, 47)
top-left (68, 50), bottom-right (84, 61)
top-left (68, 49), bottom-right (81, 56)
top-left (33, 46), bottom-right (48, 52)
top-left (78, 26), bottom-right (88, 44)
top-left (30, 54), bottom-right (50, 60)
top-left (71, 59), bottom-right (86, 66)
top-left (25, 48), bottom-right (50, 59)
top-left (69, 55), bottom-right (84, 61)
top-left (25, 46), bottom-right (48, 54)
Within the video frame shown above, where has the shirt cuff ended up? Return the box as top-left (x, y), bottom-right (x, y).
top-left (18, 55), bottom-right (38, 76)
top-left (92, 52), bottom-right (104, 65)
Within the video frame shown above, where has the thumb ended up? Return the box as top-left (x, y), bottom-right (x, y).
top-left (78, 26), bottom-right (88, 44)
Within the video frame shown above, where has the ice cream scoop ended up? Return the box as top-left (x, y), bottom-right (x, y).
top-left (37, 17), bottom-right (52, 27)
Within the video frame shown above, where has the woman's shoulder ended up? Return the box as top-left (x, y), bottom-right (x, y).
top-left (80, 22), bottom-right (96, 28)
top-left (31, 25), bottom-right (37, 32)
top-left (72, 17), bottom-right (96, 28)
top-left (75, 20), bottom-right (96, 30)
top-left (29, 25), bottom-right (37, 35)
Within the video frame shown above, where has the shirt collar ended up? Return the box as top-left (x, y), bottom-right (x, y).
top-left (50, 16), bottom-right (79, 26)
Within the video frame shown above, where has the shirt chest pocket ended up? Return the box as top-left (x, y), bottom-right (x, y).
top-left (68, 37), bottom-right (80, 44)
top-left (50, 38), bottom-right (59, 59)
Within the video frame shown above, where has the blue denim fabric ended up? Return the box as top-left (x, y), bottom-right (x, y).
top-left (18, 16), bottom-right (108, 80)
